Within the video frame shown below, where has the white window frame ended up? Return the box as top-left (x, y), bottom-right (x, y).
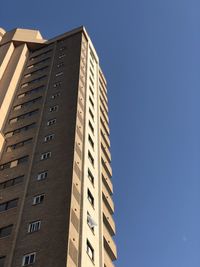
top-left (49, 105), bottom-right (58, 112)
top-left (44, 134), bottom-right (54, 142)
top-left (22, 252), bottom-right (36, 266)
top-left (28, 220), bottom-right (41, 233)
top-left (37, 171), bottom-right (48, 181)
top-left (86, 239), bottom-right (94, 261)
top-left (47, 118), bottom-right (56, 126)
top-left (33, 194), bottom-right (44, 205)
top-left (40, 152), bottom-right (51, 160)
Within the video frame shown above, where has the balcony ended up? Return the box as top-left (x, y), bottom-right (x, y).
top-left (102, 171), bottom-right (113, 195)
top-left (103, 224), bottom-right (117, 261)
top-left (102, 154), bottom-right (112, 178)
top-left (102, 182), bottom-right (114, 214)
top-left (101, 129), bottom-right (110, 148)
top-left (103, 201), bottom-right (116, 236)
top-left (104, 250), bottom-right (115, 267)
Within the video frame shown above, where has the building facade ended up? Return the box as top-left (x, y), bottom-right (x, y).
top-left (0, 27), bottom-right (116, 267)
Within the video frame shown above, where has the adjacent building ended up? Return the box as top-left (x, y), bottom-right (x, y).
top-left (0, 26), bottom-right (116, 267)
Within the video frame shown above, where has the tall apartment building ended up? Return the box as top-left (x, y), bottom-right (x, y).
top-left (0, 26), bottom-right (117, 267)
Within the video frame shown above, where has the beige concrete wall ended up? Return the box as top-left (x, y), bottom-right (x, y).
top-left (0, 43), bottom-right (29, 130)
top-left (0, 28), bottom-right (45, 46)
top-left (0, 42), bottom-right (15, 80)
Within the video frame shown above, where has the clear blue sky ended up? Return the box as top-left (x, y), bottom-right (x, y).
top-left (1, 1), bottom-right (200, 266)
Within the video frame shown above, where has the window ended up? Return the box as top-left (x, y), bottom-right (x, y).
top-left (33, 194), bottom-right (44, 205)
top-left (4, 123), bottom-right (36, 138)
top-left (17, 85), bottom-right (44, 99)
top-left (87, 212), bottom-right (97, 232)
top-left (49, 105), bottom-right (58, 112)
top-left (6, 138), bottom-right (32, 152)
top-left (55, 71), bottom-right (63, 77)
top-left (89, 108), bottom-right (94, 120)
top-left (22, 252), bottom-right (36, 266)
top-left (37, 171), bottom-right (48, 181)
top-left (53, 81), bottom-right (62, 88)
top-left (44, 134), bottom-right (54, 142)
top-left (57, 62), bottom-right (64, 68)
top-left (0, 175), bottom-right (24, 190)
top-left (0, 199), bottom-right (18, 213)
top-left (24, 66), bottom-right (48, 77)
top-left (90, 77), bottom-right (94, 86)
top-left (51, 92), bottom-right (60, 99)
top-left (88, 135), bottom-right (94, 148)
top-left (0, 156), bottom-right (29, 171)
top-left (90, 67), bottom-right (94, 77)
top-left (40, 152), bottom-right (51, 160)
top-left (37, 171), bottom-right (47, 181)
top-left (89, 86), bottom-right (94, 96)
top-left (59, 47), bottom-right (66, 51)
top-left (21, 75), bottom-right (46, 87)
top-left (89, 121), bottom-right (94, 133)
top-left (29, 48), bottom-right (52, 60)
top-left (86, 239), bottom-right (94, 261)
top-left (88, 151), bottom-right (94, 166)
top-left (58, 54), bottom-right (66, 59)
top-left (9, 109), bottom-right (39, 124)
top-left (90, 59), bottom-right (94, 69)
top-left (47, 118), bottom-right (56, 126)
top-left (0, 256), bottom-right (6, 267)
top-left (87, 189), bottom-right (94, 207)
top-left (13, 97), bottom-right (42, 111)
top-left (13, 104), bottom-right (22, 111)
top-left (28, 220), bottom-right (41, 233)
top-left (0, 225), bottom-right (13, 238)
top-left (27, 57), bottom-right (50, 69)
top-left (89, 96), bottom-right (94, 107)
top-left (88, 169), bottom-right (94, 185)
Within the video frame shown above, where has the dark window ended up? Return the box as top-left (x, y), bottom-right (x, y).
top-left (18, 156), bottom-right (29, 164)
top-left (44, 134), bottom-right (54, 142)
top-left (13, 97), bottom-right (42, 111)
top-left (7, 138), bottom-right (32, 152)
top-left (89, 96), bottom-right (94, 107)
top-left (21, 75), bottom-right (46, 87)
top-left (86, 239), bottom-right (94, 261)
top-left (5, 123), bottom-right (36, 138)
top-left (17, 85), bottom-right (44, 99)
top-left (87, 189), bottom-right (94, 207)
top-left (51, 92), bottom-right (60, 99)
top-left (40, 152), bottom-right (51, 160)
top-left (89, 87), bottom-right (94, 97)
top-left (0, 256), bottom-right (6, 267)
top-left (24, 66), bottom-right (48, 77)
top-left (0, 225), bottom-right (13, 238)
top-left (89, 108), bottom-right (94, 120)
top-left (9, 109), bottom-right (39, 124)
top-left (33, 194), bottom-right (44, 205)
top-left (37, 171), bottom-right (48, 181)
top-left (88, 135), bottom-right (94, 148)
top-left (27, 57), bottom-right (50, 69)
top-left (22, 252), bottom-right (36, 266)
top-left (88, 169), bottom-right (94, 185)
top-left (89, 121), bottom-right (94, 133)
top-left (0, 199), bottom-right (18, 213)
top-left (49, 105), bottom-right (58, 112)
top-left (88, 151), bottom-right (94, 166)
top-left (28, 220), bottom-right (41, 233)
top-left (53, 81), bottom-right (62, 87)
top-left (47, 118), bottom-right (56, 126)
top-left (0, 175), bottom-right (24, 190)
top-left (29, 48), bottom-right (52, 60)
